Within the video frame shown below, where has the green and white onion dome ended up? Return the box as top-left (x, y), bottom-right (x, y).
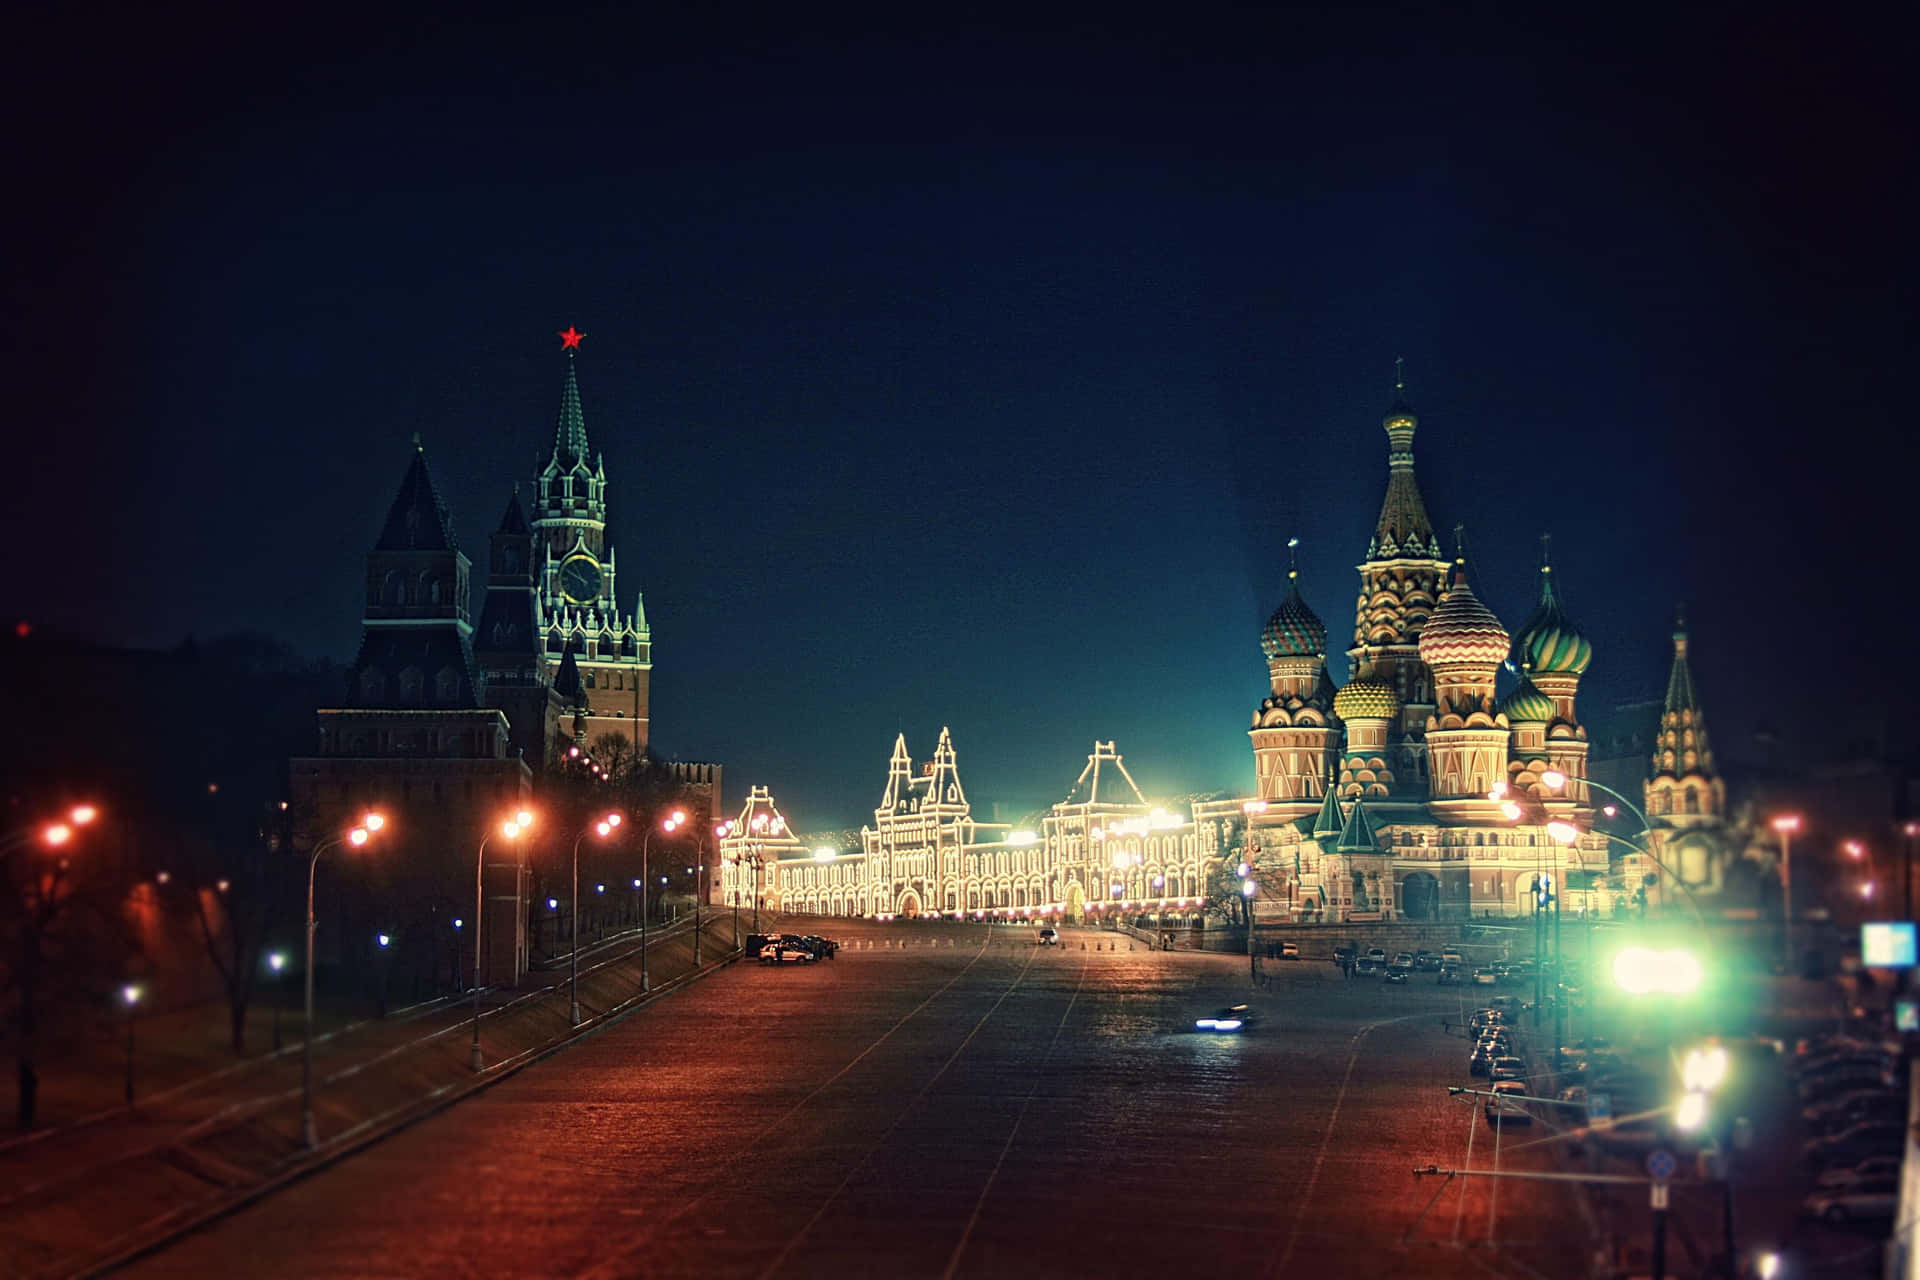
top-left (1333, 668), bottom-right (1401, 721)
top-left (1499, 673), bottom-right (1557, 723)
top-left (1418, 574), bottom-right (1510, 670)
top-left (1260, 581), bottom-right (1327, 660)
top-left (1512, 575), bottom-right (1593, 675)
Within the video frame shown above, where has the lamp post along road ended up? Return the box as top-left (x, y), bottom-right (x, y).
top-left (1772, 815), bottom-right (1802, 975)
top-left (644, 810), bottom-right (686, 993)
top-left (472, 813), bottom-right (532, 1071)
top-left (303, 814), bottom-right (385, 1149)
top-left (571, 813), bottom-right (623, 1027)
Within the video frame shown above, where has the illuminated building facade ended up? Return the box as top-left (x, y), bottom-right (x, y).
top-left (727, 375), bottom-right (1647, 923)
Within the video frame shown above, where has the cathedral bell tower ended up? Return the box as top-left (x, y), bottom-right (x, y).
top-left (1250, 539), bottom-right (1339, 810)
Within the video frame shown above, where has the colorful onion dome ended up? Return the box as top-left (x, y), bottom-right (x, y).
top-left (1333, 665), bottom-right (1400, 721)
top-left (1499, 672), bottom-right (1556, 723)
top-left (1261, 580), bottom-right (1326, 659)
top-left (1418, 571), bottom-right (1510, 670)
top-left (1512, 566), bottom-right (1592, 676)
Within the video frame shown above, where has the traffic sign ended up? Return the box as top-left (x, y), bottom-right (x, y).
top-left (1587, 1092), bottom-right (1613, 1130)
top-left (1646, 1148), bottom-right (1677, 1180)
top-left (1650, 1181), bottom-right (1670, 1210)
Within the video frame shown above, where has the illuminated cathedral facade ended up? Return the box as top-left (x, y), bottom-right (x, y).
top-left (723, 376), bottom-right (1714, 923)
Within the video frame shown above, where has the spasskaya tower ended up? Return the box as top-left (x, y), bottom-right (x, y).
top-left (531, 328), bottom-right (652, 756)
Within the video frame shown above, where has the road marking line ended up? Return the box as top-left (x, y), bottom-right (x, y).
top-left (939, 954), bottom-right (1090, 1280)
top-left (1266, 1011), bottom-right (1431, 1279)
top-left (757, 944), bottom-right (1043, 1280)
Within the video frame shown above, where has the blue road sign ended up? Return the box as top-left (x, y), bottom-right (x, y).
top-left (1646, 1148), bottom-right (1677, 1180)
top-left (1588, 1092), bottom-right (1613, 1130)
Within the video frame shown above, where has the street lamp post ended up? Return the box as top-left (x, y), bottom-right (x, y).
top-left (472, 813), bottom-right (532, 1072)
top-left (303, 812), bottom-right (385, 1149)
top-left (120, 984), bottom-right (141, 1104)
top-left (570, 812), bottom-right (623, 1027)
top-left (1242, 876), bottom-right (1258, 982)
top-left (643, 810), bottom-right (686, 994)
top-left (1771, 815), bottom-right (1802, 976)
top-left (267, 952), bottom-right (287, 1051)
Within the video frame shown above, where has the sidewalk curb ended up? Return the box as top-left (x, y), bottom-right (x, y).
top-left (68, 947), bottom-right (744, 1280)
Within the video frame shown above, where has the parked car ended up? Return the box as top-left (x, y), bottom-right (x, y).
top-left (760, 941), bottom-right (816, 964)
top-left (1491, 1056), bottom-right (1528, 1083)
top-left (1366, 947), bottom-right (1387, 964)
top-left (1807, 1096), bottom-right (1905, 1137)
top-left (1486, 1081), bottom-right (1532, 1126)
top-left (1800, 1064), bottom-right (1895, 1104)
top-left (1038, 928), bottom-right (1059, 946)
top-left (1469, 1009), bottom-right (1508, 1034)
top-left (1441, 950), bottom-right (1464, 967)
top-left (1279, 941), bottom-right (1299, 959)
top-left (1413, 950), bottom-right (1440, 971)
top-left (1384, 966), bottom-right (1410, 985)
top-left (1805, 1120), bottom-right (1905, 1168)
top-left (1801, 1179), bottom-right (1898, 1224)
top-left (1472, 967), bottom-right (1499, 986)
top-left (1437, 964), bottom-right (1461, 986)
top-left (1815, 1154), bottom-right (1903, 1190)
top-left (1392, 952), bottom-right (1415, 968)
top-left (801, 935), bottom-right (840, 958)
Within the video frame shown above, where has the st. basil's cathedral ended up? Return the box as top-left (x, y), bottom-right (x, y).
top-left (730, 373), bottom-right (1724, 924)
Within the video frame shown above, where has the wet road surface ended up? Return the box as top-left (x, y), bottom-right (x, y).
top-left (122, 920), bottom-right (1588, 1279)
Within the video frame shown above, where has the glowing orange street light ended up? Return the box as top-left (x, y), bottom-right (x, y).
top-left (70, 805), bottom-right (98, 826)
top-left (43, 823), bottom-right (72, 847)
top-left (471, 811), bottom-right (532, 1070)
top-left (304, 814), bottom-right (387, 1147)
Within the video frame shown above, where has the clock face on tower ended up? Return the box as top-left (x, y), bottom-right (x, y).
top-left (559, 554), bottom-right (603, 605)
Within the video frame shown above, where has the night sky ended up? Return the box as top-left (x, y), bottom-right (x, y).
top-left (8, 3), bottom-right (1909, 830)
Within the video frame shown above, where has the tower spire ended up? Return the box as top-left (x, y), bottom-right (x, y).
top-left (553, 352), bottom-right (590, 470)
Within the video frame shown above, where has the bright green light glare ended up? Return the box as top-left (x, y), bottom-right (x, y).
top-left (1612, 946), bottom-right (1702, 995)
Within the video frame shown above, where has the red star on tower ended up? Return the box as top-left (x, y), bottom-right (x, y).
top-left (558, 325), bottom-right (585, 350)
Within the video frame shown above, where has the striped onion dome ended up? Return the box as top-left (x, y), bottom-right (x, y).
top-left (1418, 572), bottom-right (1510, 670)
top-left (1499, 672), bottom-right (1556, 723)
top-left (1260, 578), bottom-right (1327, 659)
top-left (1512, 569), bottom-right (1592, 676)
top-left (1333, 667), bottom-right (1400, 721)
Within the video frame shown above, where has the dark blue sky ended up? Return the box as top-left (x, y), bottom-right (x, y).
top-left (8, 3), bottom-right (1909, 829)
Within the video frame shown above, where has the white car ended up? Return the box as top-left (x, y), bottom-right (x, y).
top-left (1472, 967), bottom-right (1499, 986)
top-left (1802, 1180), bottom-right (1898, 1223)
top-left (1490, 1056), bottom-right (1528, 1083)
top-left (759, 942), bottom-right (815, 964)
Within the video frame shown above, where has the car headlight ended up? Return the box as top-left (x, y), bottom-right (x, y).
top-left (1195, 1018), bottom-right (1217, 1029)
top-left (1213, 1019), bottom-right (1244, 1031)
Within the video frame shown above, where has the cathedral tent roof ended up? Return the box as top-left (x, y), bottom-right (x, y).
top-left (375, 446), bottom-right (458, 552)
top-left (550, 355), bottom-right (592, 472)
top-left (1334, 797), bottom-right (1384, 853)
top-left (496, 489), bottom-right (531, 536)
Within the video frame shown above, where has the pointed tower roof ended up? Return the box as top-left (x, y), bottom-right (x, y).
top-left (1335, 797), bottom-right (1384, 853)
top-left (1512, 534), bottom-right (1592, 676)
top-left (550, 354), bottom-right (592, 472)
top-left (879, 733), bottom-right (914, 811)
top-left (497, 488), bottom-right (531, 536)
top-left (925, 725), bottom-right (969, 809)
top-left (1311, 775), bottom-right (1346, 845)
top-left (1371, 359), bottom-right (1439, 554)
top-left (375, 442), bottom-right (458, 551)
top-left (1665, 613), bottom-right (1699, 713)
top-left (1419, 541), bottom-right (1510, 671)
top-left (552, 639), bottom-right (585, 704)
